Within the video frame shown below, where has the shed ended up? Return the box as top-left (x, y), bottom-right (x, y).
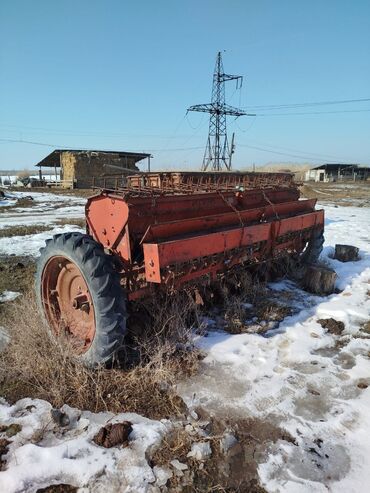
top-left (35, 149), bottom-right (152, 188)
top-left (305, 163), bottom-right (370, 182)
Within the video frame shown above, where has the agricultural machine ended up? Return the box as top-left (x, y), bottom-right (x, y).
top-left (36, 171), bottom-right (324, 365)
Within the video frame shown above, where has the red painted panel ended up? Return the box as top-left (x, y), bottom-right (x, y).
top-left (143, 199), bottom-right (317, 242)
top-left (125, 188), bottom-right (300, 236)
top-left (143, 222), bottom-right (272, 282)
top-left (86, 194), bottom-right (129, 251)
top-left (278, 209), bottom-right (324, 235)
top-left (143, 210), bottom-right (324, 283)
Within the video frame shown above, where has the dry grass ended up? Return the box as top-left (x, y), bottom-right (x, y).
top-left (213, 270), bottom-right (269, 333)
top-left (18, 187), bottom-right (93, 198)
top-left (255, 300), bottom-right (292, 323)
top-left (150, 413), bottom-right (293, 492)
top-left (151, 426), bottom-right (193, 466)
top-left (0, 219), bottom-right (85, 238)
top-left (361, 320), bottom-right (370, 334)
top-left (55, 217), bottom-right (86, 228)
top-left (0, 225), bottom-right (51, 238)
top-left (0, 257), bottom-right (36, 294)
top-left (300, 182), bottom-right (370, 206)
top-left (0, 197), bottom-right (35, 211)
top-left (224, 295), bottom-right (249, 333)
top-left (209, 268), bottom-right (294, 335)
top-left (130, 291), bottom-right (204, 347)
top-left (0, 293), bottom-right (201, 420)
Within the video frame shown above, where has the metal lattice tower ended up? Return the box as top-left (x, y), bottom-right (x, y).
top-left (187, 52), bottom-right (253, 171)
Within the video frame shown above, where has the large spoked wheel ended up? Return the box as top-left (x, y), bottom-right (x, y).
top-left (35, 232), bottom-right (127, 366)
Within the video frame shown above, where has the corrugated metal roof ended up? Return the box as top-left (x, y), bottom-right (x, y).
top-left (311, 163), bottom-right (369, 170)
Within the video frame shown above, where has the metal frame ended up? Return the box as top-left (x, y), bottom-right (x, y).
top-left (85, 172), bottom-right (324, 300)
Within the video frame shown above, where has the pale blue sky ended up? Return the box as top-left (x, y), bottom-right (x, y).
top-left (0, 0), bottom-right (369, 170)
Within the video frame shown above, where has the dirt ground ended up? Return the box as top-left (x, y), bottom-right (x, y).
top-left (151, 411), bottom-right (293, 492)
top-left (300, 180), bottom-right (370, 207)
top-left (6, 187), bottom-right (93, 198)
top-left (0, 256), bottom-right (35, 294)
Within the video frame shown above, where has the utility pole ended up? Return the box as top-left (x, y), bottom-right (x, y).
top-left (187, 52), bottom-right (254, 171)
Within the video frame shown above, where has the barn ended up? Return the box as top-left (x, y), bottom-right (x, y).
top-left (305, 163), bottom-right (370, 182)
top-left (35, 149), bottom-right (152, 188)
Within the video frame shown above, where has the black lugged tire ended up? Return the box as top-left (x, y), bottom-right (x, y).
top-left (35, 232), bottom-right (127, 366)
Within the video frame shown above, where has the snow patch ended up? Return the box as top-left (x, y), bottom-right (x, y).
top-left (178, 205), bottom-right (370, 492)
top-left (0, 291), bottom-right (21, 303)
top-left (0, 225), bottom-right (85, 257)
top-left (0, 399), bottom-right (169, 493)
top-left (0, 190), bottom-right (85, 231)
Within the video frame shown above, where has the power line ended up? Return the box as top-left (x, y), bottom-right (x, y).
top-left (241, 139), bottom-right (345, 161)
top-left (256, 108), bottom-right (370, 116)
top-left (0, 124), bottom-right (193, 140)
top-left (1, 97), bottom-right (369, 142)
top-left (0, 137), bottom-right (204, 153)
top-left (136, 146), bottom-right (204, 152)
top-left (237, 143), bottom-right (340, 163)
top-left (1, 96), bottom-right (369, 142)
top-left (185, 112), bottom-right (207, 131)
top-left (0, 135), bottom-right (362, 163)
top-left (247, 97), bottom-right (370, 110)
top-left (0, 137), bottom-right (69, 148)
top-left (163, 113), bottom-right (207, 161)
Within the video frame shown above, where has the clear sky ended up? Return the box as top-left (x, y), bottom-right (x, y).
top-left (0, 0), bottom-right (369, 171)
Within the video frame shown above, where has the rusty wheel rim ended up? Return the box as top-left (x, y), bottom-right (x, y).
top-left (41, 256), bottom-right (96, 354)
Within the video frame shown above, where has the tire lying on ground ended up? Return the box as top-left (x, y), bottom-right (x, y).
top-left (35, 232), bottom-right (127, 366)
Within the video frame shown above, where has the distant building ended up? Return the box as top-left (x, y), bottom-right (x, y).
top-left (305, 163), bottom-right (370, 182)
top-left (35, 149), bottom-right (152, 188)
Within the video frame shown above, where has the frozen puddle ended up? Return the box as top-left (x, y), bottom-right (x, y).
top-left (179, 205), bottom-right (370, 492)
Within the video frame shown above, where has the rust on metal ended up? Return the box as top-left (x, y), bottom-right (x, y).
top-left (91, 170), bottom-right (296, 196)
top-left (84, 171), bottom-right (324, 300)
top-left (41, 256), bottom-right (96, 353)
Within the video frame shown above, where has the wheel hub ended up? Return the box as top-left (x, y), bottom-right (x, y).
top-left (41, 256), bottom-right (96, 354)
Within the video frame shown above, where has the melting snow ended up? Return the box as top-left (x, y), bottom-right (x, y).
top-left (178, 204), bottom-right (370, 492)
top-left (0, 399), bottom-right (168, 493)
top-left (0, 291), bottom-right (21, 303)
top-left (0, 190), bottom-right (85, 230)
top-left (0, 224), bottom-right (85, 257)
top-left (0, 190), bottom-right (85, 255)
top-left (0, 193), bottom-right (369, 492)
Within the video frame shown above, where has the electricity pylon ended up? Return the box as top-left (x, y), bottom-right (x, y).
top-left (187, 52), bottom-right (254, 171)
